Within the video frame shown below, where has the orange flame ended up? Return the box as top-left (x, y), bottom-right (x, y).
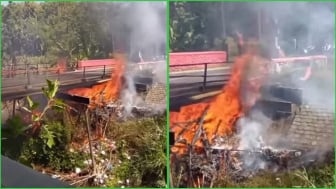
top-left (170, 44), bottom-right (269, 155)
top-left (67, 54), bottom-right (125, 108)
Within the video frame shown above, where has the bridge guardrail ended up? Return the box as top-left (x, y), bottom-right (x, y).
top-left (170, 62), bottom-right (232, 90)
top-left (169, 54), bottom-right (330, 90)
top-left (2, 60), bottom-right (163, 90)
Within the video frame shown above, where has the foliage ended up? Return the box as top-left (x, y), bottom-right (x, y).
top-left (170, 2), bottom-right (209, 52)
top-left (19, 121), bottom-right (86, 171)
top-left (2, 2), bottom-right (165, 68)
top-left (106, 116), bottom-right (166, 188)
top-left (170, 2), bottom-right (258, 52)
top-left (2, 79), bottom-right (64, 139)
top-left (212, 163), bottom-right (335, 188)
top-left (170, 2), bottom-right (333, 53)
top-left (1, 79), bottom-right (81, 171)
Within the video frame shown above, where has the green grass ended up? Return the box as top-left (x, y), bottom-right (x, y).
top-left (105, 116), bottom-right (166, 187)
top-left (213, 163), bottom-right (335, 188)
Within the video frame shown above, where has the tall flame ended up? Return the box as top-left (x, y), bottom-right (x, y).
top-left (68, 54), bottom-right (126, 108)
top-left (170, 44), bottom-right (269, 155)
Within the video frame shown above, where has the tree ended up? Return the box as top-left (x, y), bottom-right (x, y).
top-left (2, 2), bottom-right (166, 67)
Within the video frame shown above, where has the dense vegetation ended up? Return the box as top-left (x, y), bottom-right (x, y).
top-left (170, 2), bottom-right (334, 55)
top-left (2, 80), bottom-right (166, 187)
top-left (2, 2), bottom-right (166, 69)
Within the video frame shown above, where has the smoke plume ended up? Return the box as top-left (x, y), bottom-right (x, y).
top-left (235, 2), bottom-right (334, 170)
top-left (118, 2), bottom-right (166, 115)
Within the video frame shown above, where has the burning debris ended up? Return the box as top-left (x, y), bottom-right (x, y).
top-left (62, 53), bottom-right (165, 119)
top-left (67, 53), bottom-right (125, 109)
top-left (170, 41), bottom-right (334, 187)
top-left (169, 44), bottom-right (274, 186)
top-left (170, 42), bottom-right (269, 155)
top-left (171, 132), bottom-right (305, 187)
top-left (94, 102), bottom-right (162, 119)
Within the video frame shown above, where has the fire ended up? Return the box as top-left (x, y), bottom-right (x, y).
top-left (170, 43), bottom-right (269, 155)
top-left (68, 54), bottom-right (125, 108)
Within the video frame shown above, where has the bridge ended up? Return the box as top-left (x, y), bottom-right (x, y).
top-left (2, 60), bottom-right (162, 102)
top-left (169, 51), bottom-right (331, 111)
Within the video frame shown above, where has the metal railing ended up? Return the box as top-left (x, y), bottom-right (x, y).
top-left (169, 55), bottom-right (330, 91)
top-left (170, 62), bottom-right (232, 90)
top-left (2, 63), bottom-right (113, 90)
top-left (2, 61), bottom-right (163, 92)
top-left (80, 65), bottom-right (114, 81)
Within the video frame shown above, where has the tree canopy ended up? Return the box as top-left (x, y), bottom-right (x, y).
top-left (170, 2), bottom-right (334, 55)
top-left (2, 2), bottom-right (166, 68)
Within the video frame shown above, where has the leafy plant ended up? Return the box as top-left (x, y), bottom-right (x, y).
top-left (1, 80), bottom-right (77, 170)
top-left (19, 121), bottom-right (87, 171)
top-left (106, 116), bottom-right (166, 188)
top-left (2, 79), bottom-right (63, 139)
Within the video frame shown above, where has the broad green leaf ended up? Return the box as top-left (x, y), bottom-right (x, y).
top-left (45, 79), bottom-right (59, 99)
top-left (26, 96), bottom-right (40, 110)
top-left (32, 114), bottom-right (40, 122)
top-left (27, 96), bottom-right (33, 108)
top-left (41, 126), bottom-right (55, 148)
top-left (46, 136), bottom-right (55, 148)
top-left (51, 80), bottom-right (60, 98)
top-left (46, 79), bottom-right (54, 99)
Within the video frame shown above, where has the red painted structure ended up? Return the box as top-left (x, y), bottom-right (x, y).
top-left (77, 59), bottom-right (116, 70)
top-left (169, 51), bottom-right (227, 66)
top-left (169, 51), bottom-right (328, 82)
top-left (272, 55), bottom-right (328, 64)
top-left (77, 59), bottom-right (161, 70)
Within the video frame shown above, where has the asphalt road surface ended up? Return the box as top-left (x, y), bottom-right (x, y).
top-left (2, 69), bottom-right (108, 90)
top-left (2, 68), bottom-right (154, 101)
top-left (2, 69), bottom-right (109, 98)
top-left (2, 70), bottom-right (154, 123)
top-left (170, 66), bottom-right (232, 111)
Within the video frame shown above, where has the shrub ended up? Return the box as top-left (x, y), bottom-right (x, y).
top-left (106, 116), bottom-right (166, 188)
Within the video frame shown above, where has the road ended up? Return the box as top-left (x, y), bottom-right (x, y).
top-left (2, 70), bottom-right (108, 88)
top-left (2, 69), bottom-right (109, 100)
top-left (1, 69), bottom-right (154, 123)
top-left (2, 68), bottom-right (154, 101)
top-left (169, 66), bottom-right (232, 111)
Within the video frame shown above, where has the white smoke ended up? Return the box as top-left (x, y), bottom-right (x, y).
top-left (120, 67), bottom-right (138, 116)
top-left (117, 2), bottom-right (166, 115)
top-left (152, 61), bottom-right (167, 84)
top-left (124, 2), bottom-right (167, 85)
top-left (123, 2), bottom-right (166, 59)
top-left (236, 109), bottom-right (273, 170)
